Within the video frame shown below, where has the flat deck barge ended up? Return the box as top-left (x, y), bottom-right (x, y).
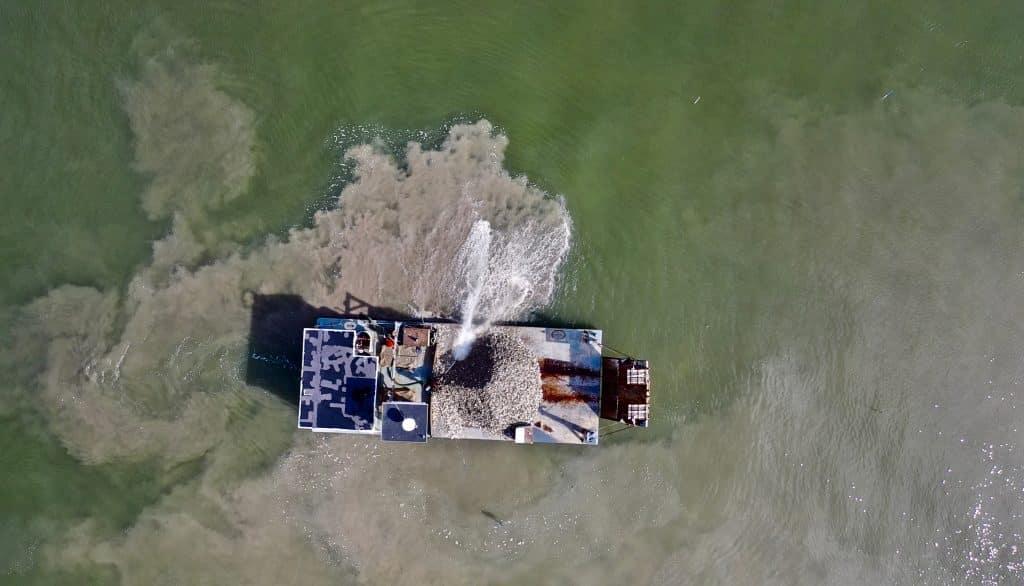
top-left (298, 318), bottom-right (650, 445)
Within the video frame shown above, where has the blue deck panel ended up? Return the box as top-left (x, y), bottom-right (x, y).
top-left (381, 402), bottom-right (429, 443)
top-left (316, 317), bottom-right (349, 329)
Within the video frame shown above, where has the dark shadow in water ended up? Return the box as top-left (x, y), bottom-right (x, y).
top-left (339, 292), bottom-right (416, 320)
top-left (244, 292), bottom-right (412, 404)
top-left (538, 405), bottom-right (589, 441)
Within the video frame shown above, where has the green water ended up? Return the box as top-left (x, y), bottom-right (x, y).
top-left (4, 1), bottom-right (1024, 584)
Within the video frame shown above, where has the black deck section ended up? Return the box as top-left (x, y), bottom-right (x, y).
top-left (298, 328), bottom-right (378, 432)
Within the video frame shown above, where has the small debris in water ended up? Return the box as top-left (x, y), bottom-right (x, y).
top-left (481, 510), bottom-right (505, 526)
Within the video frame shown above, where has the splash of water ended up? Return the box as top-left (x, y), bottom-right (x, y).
top-left (452, 219), bottom-right (493, 359)
top-left (449, 208), bottom-right (570, 359)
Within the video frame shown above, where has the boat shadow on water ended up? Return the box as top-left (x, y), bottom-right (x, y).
top-left (243, 292), bottom-right (412, 404)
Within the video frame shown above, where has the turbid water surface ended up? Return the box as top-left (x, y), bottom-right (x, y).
top-left (4, 2), bottom-right (1024, 584)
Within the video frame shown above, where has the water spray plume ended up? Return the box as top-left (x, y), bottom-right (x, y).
top-left (449, 212), bottom-right (565, 360)
top-left (453, 219), bottom-right (492, 359)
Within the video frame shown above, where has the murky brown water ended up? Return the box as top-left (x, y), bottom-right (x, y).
top-left (5, 3), bottom-right (1024, 584)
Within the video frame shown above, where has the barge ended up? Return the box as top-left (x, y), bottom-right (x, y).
top-left (297, 318), bottom-right (650, 445)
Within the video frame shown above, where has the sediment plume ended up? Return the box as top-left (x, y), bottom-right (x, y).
top-left (27, 58), bottom-right (572, 465)
top-left (19, 44), bottom-right (579, 585)
top-left (18, 37), bottom-right (1024, 585)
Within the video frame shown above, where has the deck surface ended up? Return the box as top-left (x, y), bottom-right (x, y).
top-left (298, 319), bottom-right (602, 445)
